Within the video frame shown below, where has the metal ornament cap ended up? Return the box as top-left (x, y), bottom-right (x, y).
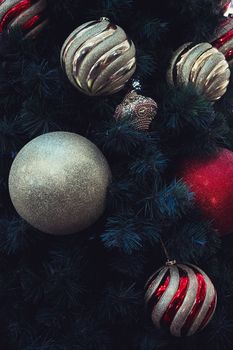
top-left (145, 262), bottom-right (217, 337)
top-left (60, 18), bottom-right (136, 96)
top-left (8, 132), bottom-right (112, 235)
top-left (167, 42), bottom-right (230, 101)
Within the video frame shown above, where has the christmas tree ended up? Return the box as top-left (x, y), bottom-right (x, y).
top-left (0, 0), bottom-right (233, 349)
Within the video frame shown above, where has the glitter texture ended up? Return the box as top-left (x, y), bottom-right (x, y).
top-left (8, 132), bottom-right (112, 235)
top-left (178, 148), bottom-right (233, 236)
top-left (114, 90), bottom-right (158, 131)
top-left (0, 0), bottom-right (48, 38)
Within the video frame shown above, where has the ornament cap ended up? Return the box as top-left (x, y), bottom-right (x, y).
top-left (166, 260), bottom-right (177, 266)
top-left (99, 17), bottom-right (110, 22)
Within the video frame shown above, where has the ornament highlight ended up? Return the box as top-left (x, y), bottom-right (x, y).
top-left (167, 42), bottom-right (230, 101)
top-left (178, 149), bottom-right (233, 236)
top-left (114, 90), bottom-right (158, 131)
top-left (60, 17), bottom-right (136, 96)
top-left (212, 18), bottom-right (233, 65)
top-left (8, 132), bottom-right (112, 235)
top-left (0, 0), bottom-right (48, 38)
top-left (145, 261), bottom-right (217, 337)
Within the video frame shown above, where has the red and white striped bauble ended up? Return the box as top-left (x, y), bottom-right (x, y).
top-left (0, 0), bottom-right (48, 38)
top-left (212, 18), bottom-right (233, 65)
top-left (221, 0), bottom-right (231, 13)
top-left (145, 262), bottom-right (217, 337)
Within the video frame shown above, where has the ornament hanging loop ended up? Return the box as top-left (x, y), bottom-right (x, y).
top-left (159, 236), bottom-right (176, 266)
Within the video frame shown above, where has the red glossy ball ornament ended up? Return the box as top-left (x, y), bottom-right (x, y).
top-left (178, 149), bottom-right (233, 236)
top-left (0, 0), bottom-right (48, 39)
top-left (145, 261), bottom-right (217, 337)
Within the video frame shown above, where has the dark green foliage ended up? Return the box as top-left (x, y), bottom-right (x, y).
top-left (0, 1), bottom-right (233, 350)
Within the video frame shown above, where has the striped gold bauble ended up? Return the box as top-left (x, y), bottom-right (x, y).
top-left (145, 261), bottom-right (217, 337)
top-left (60, 17), bottom-right (136, 96)
top-left (167, 42), bottom-right (230, 101)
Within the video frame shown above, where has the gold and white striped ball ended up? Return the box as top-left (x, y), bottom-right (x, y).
top-left (145, 262), bottom-right (217, 337)
top-left (60, 17), bottom-right (136, 96)
top-left (167, 42), bottom-right (230, 101)
top-left (0, 0), bottom-right (48, 39)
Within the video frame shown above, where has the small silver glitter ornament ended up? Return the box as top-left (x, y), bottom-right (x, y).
top-left (8, 132), bottom-right (112, 235)
top-left (145, 261), bottom-right (217, 337)
top-left (114, 90), bottom-right (158, 131)
top-left (60, 17), bottom-right (136, 96)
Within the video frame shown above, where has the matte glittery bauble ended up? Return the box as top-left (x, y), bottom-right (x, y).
top-left (178, 149), bottom-right (233, 236)
top-left (60, 17), bottom-right (136, 96)
top-left (114, 90), bottom-right (158, 131)
top-left (8, 132), bottom-right (112, 235)
top-left (0, 0), bottom-right (48, 38)
top-left (167, 42), bottom-right (230, 101)
top-left (212, 18), bottom-right (233, 65)
top-left (145, 262), bottom-right (217, 337)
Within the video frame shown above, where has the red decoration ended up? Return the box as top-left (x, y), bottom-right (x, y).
top-left (212, 18), bottom-right (233, 64)
top-left (0, 0), bottom-right (48, 38)
top-left (178, 149), bottom-right (233, 236)
top-left (145, 262), bottom-right (217, 337)
top-left (222, 0), bottom-right (231, 12)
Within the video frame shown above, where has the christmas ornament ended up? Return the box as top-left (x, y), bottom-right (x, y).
top-left (60, 17), bottom-right (136, 96)
top-left (167, 42), bottom-right (230, 101)
top-left (114, 90), bottom-right (158, 131)
top-left (8, 132), bottom-right (112, 235)
top-left (0, 0), bottom-right (48, 38)
top-left (178, 148), bottom-right (233, 236)
top-left (145, 261), bottom-right (217, 337)
top-left (221, 0), bottom-right (231, 12)
top-left (212, 18), bottom-right (233, 65)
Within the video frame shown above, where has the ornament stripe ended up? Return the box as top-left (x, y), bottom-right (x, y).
top-left (190, 47), bottom-right (217, 83)
top-left (151, 266), bottom-right (180, 328)
top-left (72, 24), bottom-right (117, 90)
top-left (147, 269), bottom-right (170, 312)
top-left (161, 267), bottom-right (189, 330)
top-left (198, 295), bottom-right (217, 331)
top-left (170, 264), bottom-right (198, 337)
top-left (212, 28), bottom-right (233, 50)
top-left (145, 267), bottom-right (167, 301)
top-left (60, 21), bottom-right (98, 70)
top-left (86, 40), bottom-right (132, 90)
top-left (178, 44), bottom-right (213, 86)
top-left (96, 56), bottom-right (136, 95)
top-left (64, 20), bottom-right (114, 89)
top-left (0, 0), bottom-right (31, 31)
top-left (187, 265), bottom-right (217, 336)
top-left (9, 0), bottom-right (46, 30)
top-left (181, 269), bottom-right (207, 336)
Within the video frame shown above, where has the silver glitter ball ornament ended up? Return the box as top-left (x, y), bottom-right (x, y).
top-left (167, 42), bottom-right (230, 101)
top-left (114, 90), bottom-right (158, 131)
top-left (0, 0), bottom-right (48, 39)
top-left (8, 132), bottom-right (112, 235)
top-left (145, 262), bottom-right (217, 337)
top-left (60, 17), bottom-right (136, 96)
